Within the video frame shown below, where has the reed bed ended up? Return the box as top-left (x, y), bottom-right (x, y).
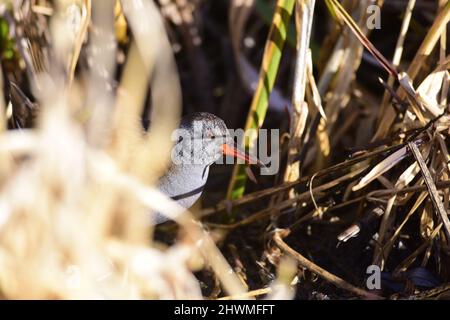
top-left (0, 0), bottom-right (449, 300)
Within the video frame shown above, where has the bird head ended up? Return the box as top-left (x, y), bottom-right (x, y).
top-left (172, 112), bottom-right (262, 167)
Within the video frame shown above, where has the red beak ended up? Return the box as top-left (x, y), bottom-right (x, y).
top-left (221, 144), bottom-right (265, 167)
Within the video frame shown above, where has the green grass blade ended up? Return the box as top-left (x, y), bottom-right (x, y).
top-left (227, 0), bottom-right (296, 200)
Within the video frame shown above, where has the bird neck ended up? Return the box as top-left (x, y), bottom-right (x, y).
top-left (157, 162), bottom-right (210, 209)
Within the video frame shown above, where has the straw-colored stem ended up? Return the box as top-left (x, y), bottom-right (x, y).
top-left (283, 0), bottom-right (316, 189)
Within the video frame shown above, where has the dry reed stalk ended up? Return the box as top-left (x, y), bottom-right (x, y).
top-left (274, 229), bottom-right (380, 299)
top-left (282, 0), bottom-right (315, 189)
top-left (376, 0), bottom-right (416, 127)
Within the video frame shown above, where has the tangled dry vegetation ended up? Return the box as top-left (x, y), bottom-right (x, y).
top-left (0, 0), bottom-right (449, 300)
